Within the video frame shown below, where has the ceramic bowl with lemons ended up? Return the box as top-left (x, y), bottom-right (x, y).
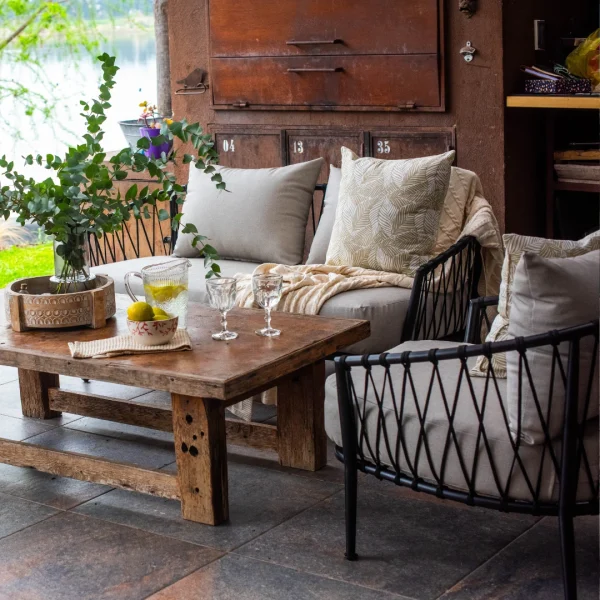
top-left (126, 302), bottom-right (178, 346)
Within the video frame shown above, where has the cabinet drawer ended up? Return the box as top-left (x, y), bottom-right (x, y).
top-left (209, 0), bottom-right (439, 57)
top-left (211, 55), bottom-right (441, 110)
top-left (212, 131), bottom-right (282, 169)
top-left (370, 129), bottom-right (455, 159)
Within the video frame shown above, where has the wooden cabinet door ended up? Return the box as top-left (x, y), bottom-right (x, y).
top-left (286, 130), bottom-right (363, 260)
top-left (370, 129), bottom-right (455, 160)
top-left (211, 55), bottom-right (441, 110)
top-left (211, 130), bottom-right (283, 169)
top-left (210, 0), bottom-right (439, 57)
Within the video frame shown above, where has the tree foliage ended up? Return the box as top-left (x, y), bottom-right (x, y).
top-left (0, 54), bottom-right (223, 290)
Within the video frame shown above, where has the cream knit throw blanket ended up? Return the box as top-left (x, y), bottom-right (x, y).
top-left (231, 168), bottom-right (503, 421)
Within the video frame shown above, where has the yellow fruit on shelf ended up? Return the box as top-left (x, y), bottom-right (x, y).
top-left (127, 301), bottom-right (155, 322)
top-left (152, 307), bottom-right (169, 317)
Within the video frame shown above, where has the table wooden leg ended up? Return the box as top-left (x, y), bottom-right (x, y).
top-left (277, 360), bottom-right (327, 471)
top-left (18, 369), bottom-right (60, 419)
top-left (171, 393), bottom-right (229, 525)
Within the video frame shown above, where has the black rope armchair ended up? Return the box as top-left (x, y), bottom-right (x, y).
top-left (330, 300), bottom-right (599, 599)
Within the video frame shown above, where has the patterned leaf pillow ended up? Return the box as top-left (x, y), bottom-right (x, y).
top-left (325, 148), bottom-right (455, 276)
top-left (471, 230), bottom-right (600, 377)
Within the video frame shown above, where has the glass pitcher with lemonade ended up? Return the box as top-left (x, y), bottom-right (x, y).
top-left (125, 259), bottom-right (191, 328)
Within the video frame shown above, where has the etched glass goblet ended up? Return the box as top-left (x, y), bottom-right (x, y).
top-left (252, 273), bottom-right (283, 337)
top-left (206, 277), bottom-right (238, 341)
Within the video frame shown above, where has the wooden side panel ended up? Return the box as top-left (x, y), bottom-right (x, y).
top-left (18, 369), bottom-right (60, 419)
top-left (209, 0), bottom-right (439, 57)
top-left (369, 129), bottom-right (456, 160)
top-left (286, 129), bottom-right (362, 259)
top-left (213, 131), bottom-right (282, 169)
top-left (211, 55), bottom-right (441, 110)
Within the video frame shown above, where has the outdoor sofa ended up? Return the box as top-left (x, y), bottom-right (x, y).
top-left (90, 165), bottom-right (482, 355)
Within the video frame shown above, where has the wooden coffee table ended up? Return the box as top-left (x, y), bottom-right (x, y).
top-left (0, 295), bottom-right (368, 525)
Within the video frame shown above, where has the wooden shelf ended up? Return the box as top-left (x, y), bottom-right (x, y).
top-left (506, 95), bottom-right (600, 109)
top-left (554, 180), bottom-right (600, 193)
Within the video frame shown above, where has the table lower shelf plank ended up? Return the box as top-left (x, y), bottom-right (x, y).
top-left (0, 438), bottom-right (180, 499)
top-left (48, 388), bottom-right (279, 452)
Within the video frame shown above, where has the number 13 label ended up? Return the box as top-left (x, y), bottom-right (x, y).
top-left (293, 141), bottom-right (304, 154)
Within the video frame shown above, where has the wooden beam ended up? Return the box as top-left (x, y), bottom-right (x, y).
top-left (0, 438), bottom-right (179, 500)
top-left (48, 388), bottom-right (278, 451)
top-left (49, 388), bottom-right (173, 431)
top-left (19, 370), bottom-right (60, 419)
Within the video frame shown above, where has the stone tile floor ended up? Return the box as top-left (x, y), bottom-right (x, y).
top-left (0, 363), bottom-right (597, 600)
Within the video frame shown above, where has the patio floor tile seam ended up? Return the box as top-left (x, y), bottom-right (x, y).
top-left (140, 553), bottom-right (228, 600)
top-left (0, 508), bottom-right (61, 543)
top-left (60, 507), bottom-right (226, 554)
top-left (223, 485), bottom-right (345, 554)
top-left (432, 516), bottom-right (545, 599)
top-left (230, 539), bottom-right (418, 600)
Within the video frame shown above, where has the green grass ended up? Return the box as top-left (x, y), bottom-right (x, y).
top-left (0, 243), bottom-right (54, 289)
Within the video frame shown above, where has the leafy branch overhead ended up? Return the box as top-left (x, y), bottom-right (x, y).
top-left (0, 53), bottom-right (224, 279)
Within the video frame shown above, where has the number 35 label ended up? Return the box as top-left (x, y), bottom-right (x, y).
top-left (377, 140), bottom-right (391, 154)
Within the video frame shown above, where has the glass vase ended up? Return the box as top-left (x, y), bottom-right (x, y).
top-left (49, 234), bottom-right (96, 293)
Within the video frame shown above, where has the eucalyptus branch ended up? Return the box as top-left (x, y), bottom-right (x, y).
top-left (0, 53), bottom-right (224, 285)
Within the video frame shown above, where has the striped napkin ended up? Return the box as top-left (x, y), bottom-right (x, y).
top-left (69, 330), bottom-right (192, 359)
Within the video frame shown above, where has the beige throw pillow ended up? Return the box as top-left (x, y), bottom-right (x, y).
top-left (173, 159), bottom-right (324, 265)
top-left (506, 251), bottom-right (599, 444)
top-left (325, 148), bottom-right (455, 276)
top-left (472, 230), bottom-right (600, 377)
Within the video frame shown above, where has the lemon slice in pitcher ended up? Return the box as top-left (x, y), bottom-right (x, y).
top-left (144, 283), bottom-right (187, 304)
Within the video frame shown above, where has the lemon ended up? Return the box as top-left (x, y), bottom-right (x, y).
top-left (152, 307), bottom-right (169, 318)
top-left (144, 283), bottom-right (187, 304)
top-left (127, 301), bottom-right (154, 322)
top-left (152, 314), bottom-right (170, 321)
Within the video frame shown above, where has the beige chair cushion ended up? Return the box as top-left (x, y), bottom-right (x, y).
top-left (306, 166), bottom-right (341, 265)
top-left (92, 256), bottom-right (259, 305)
top-left (325, 340), bottom-right (599, 503)
top-left (472, 230), bottom-right (600, 377)
top-left (174, 159), bottom-right (324, 265)
top-left (326, 148), bottom-right (455, 276)
top-left (318, 286), bottom-right (413, 354)
top-left (506, 251), bottom-right (600, 444)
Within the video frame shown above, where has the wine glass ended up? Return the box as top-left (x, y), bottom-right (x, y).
top-left (206, 277), bottom-right (238, 341)
top-left (252, 273), bottom-right (283, 337)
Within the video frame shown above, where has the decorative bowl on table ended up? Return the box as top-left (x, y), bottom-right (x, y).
top-left (127, 315), bottom-right (178, 346)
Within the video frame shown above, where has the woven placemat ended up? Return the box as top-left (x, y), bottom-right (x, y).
top-left (69, 330), bottom-right (192, 359)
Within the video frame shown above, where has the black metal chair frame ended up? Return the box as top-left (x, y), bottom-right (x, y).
top-left (334, 295), bottom-right (599, 599)
top-left (89, 182), bottom-right (483, 345)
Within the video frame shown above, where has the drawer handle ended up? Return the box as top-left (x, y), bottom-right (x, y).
top-left (287, 68), bottom-right (343, 73)
top-left (286, 39), bottom-right (342, 45)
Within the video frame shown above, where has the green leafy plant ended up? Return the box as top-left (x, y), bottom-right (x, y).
top-left (0, 53), bottom-right (223, 292)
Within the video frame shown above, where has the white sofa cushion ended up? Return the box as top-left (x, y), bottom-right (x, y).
top-left (173, 159), bottom-right (323, 265)
top-left (506, 251), bottom-right (600, 444)
top-left (326, 148), bottom-right (454, 275)
top-left (325, 340), bottom-right (598, 503)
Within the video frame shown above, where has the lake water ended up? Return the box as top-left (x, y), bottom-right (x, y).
top-left (1, 30), bottom-right (157, 180)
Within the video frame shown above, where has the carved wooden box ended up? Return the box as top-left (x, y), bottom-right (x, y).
top-left (4, 275), bottom-right (117, 332)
